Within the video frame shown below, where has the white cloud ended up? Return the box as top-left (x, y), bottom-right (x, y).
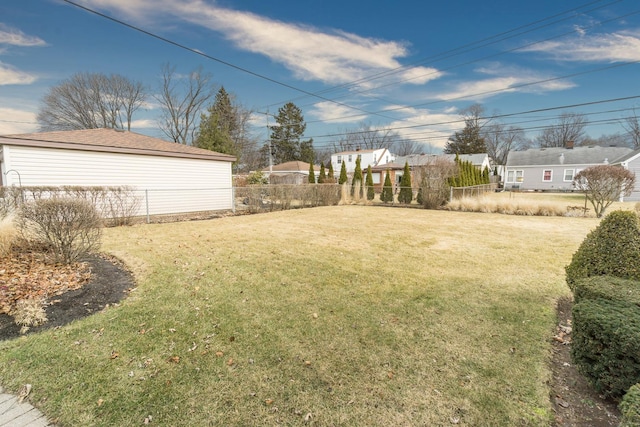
top-left (79, 0), bottom-right (443, 86)
top-left (382, 107), bottom-right (463, 150)
top-left (520, 30), bottom-right (640, 62)
top-left (0, 24), bottom-right (46, 47)
top-left (129, 119), bottom-right (157, 129)
top-left (0, 108), bottom-right (38, 135)
top-left (0, 62), bottom-right (37, 85)
top-left (434, 64), bottom-right (575, 102)
top-left (309, 101), bottom-right (369, 123)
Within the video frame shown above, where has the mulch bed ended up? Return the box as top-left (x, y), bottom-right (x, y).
top-left (0, 253), bottom-right (134, 341)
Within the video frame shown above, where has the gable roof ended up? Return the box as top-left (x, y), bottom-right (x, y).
top-left (0, 128), bottom-right (236, 162)
top-left (506, 146), bottom-right (632, 167)
top-left (333, 148), bottom-right (381, 156)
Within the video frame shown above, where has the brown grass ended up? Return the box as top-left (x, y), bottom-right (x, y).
top-left (0, 205), bottom-right (602, 426)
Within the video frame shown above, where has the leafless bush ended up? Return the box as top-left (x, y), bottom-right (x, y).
top-left (13, 298), bottom-right (48, 334)
top-left (316, 184), bottom-right (341, 206)
top-left (414, 157), bottom-right (457, 209)
top-left (18, 198), bottom-right (102, 264)
top-left (101, 186), bottom-right (141, 226)
top-left (574, 165), bottom-right (636, 218)
top-left (0, 187), bottom-right (25, 219)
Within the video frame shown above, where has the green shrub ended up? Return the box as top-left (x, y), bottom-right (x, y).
top-left (398, 162), bottom-right (413, 204)
top-left (565, 210), bottom-right (640, 290)
top-left (571, 298), bottom-right (640, 399)
top-left (17, 198), bottom-right (102, 264)
top-left (380, 170), bottom-right (393, 203)
top-left (620, 383), bottom-right (640, 427)
top-left (573, 276), bottom-right (640, 307)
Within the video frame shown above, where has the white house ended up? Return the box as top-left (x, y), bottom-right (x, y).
top-left (614, 148), bottom-right (640, 201)
top-left (504, 145), bottom-right (632, 191)
top-left (262, 160), bottom-right (321, 184)
top-left (0, 128), bottom-right (236, 216)
top-left (330, 148), bottom-right (395, 174)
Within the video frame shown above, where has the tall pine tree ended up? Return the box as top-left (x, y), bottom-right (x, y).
top-left (268, 102), bottom-right (314, 164)
top-left (308, 162), bottom-right (315, 184)
top-left (318, 162), bottom-right (326, 184)
top-left (195, 87), bottom-right (237, 155)
top-left (328, 162), bottom-right (335, 183)
top-left (352, 156), bottom-right (363, 196)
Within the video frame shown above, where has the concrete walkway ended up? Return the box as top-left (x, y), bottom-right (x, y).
top-left (0, 390), bottom-right (51, 427)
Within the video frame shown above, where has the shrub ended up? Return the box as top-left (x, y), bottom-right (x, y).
top-left (18, 198), bottom-right (102, 264)
top-left (572, 276), bottom-right (640, 306)
top-left (365, 165), bottom-right (374, 201)
top-left (620, 383), bottom-right (640, 427)
top-left (13, 298), bottom-right (48, 334)
top-left (0, 216), bottom-right (17, 257)
top-left (247, 171), bottom-right (269, 185)
top-left (565, 210), bottom-right (640, 290)
top-left (398, 161), bottom-right (413, 204)
top-left (573, 165), bottom-right (635, 218)
top-left (571, 298), bottom-right (640, 399)
top-left (380, 170), bottom-right (393, 203)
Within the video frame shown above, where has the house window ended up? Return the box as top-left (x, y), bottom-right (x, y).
top-left (564, 169), bottom-right (575, 182)
top-left (348, 155), bottom-right (352, 162)
top-left (372, 172), bottom-right (381, 184)
top-left (337, 155), bottom-right (342, 164)
top-left (506, 170), bottom-right (524, 183)
top-left (543, 170), bottom-right (552, 182)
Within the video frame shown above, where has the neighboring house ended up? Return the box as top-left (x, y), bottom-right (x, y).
top-left (370, 162), bottom-right (404, 193)
top-left (614, 149), bottom-right (640, 201)
top-left (331, 148), bottom-right (395, 174)
top-left (442, 153), bottom-right (492, 172)
top-left (504, 146), bottom-right (632, 191)
top-left (0, 128), bottom-right (236, 216)
top-left (263, 160), bottom-right (320, 184)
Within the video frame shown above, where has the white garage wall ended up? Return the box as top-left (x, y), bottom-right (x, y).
top-left (4, 145), bottom-right (233, 215)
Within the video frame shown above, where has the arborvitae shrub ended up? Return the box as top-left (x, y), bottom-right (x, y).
top-left (308, 163), bottom-right (315, 184)
top-left (398, 162), bottom-right (413, 204)
top-left (365, 165), bottom-right (374, 201)
top-left (565, 210), bottom-right (640, 290)
top-left (620, 383), bottom-right (640, 427)
top-left (573, 276), bottom-right (640, 307)
top-left (327, 162), bottom-right (335, 183)
top-left (318, 162), bottom-right (326, 184)
top-left (571, 298), bottom-right (640, 399)
top-left (380, 171), bottom-right (393, 203)
top-left (416, 188), bottom-right (423, 205)
top-left (339, 161), bottom-right (348, 185)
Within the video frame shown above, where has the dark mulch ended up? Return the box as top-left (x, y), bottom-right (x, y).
top-left (550, 296), bottom-right (621, 426)
top-left (0, 253), bottom-right (134, 341)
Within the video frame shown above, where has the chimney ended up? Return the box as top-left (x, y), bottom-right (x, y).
top-left (565, 140), bottom-right (574, 149)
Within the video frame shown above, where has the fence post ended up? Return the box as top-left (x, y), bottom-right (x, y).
top-left (232, 186), bottom-right (236, 213)
top-left (145, 189), bottom-right (150, 224)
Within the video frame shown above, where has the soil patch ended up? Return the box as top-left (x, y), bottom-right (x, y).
top-left (0, 253), bottom-right (134, 341)
top-left (551, 296), bottom-right (621, 426)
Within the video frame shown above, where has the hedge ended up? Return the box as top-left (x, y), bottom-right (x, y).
top-left (620, 383), bottom-right (640, 427)
top-left (571, 298), bottom-right (640, 399)
top-left (572, 276), bottom-right (640, 307)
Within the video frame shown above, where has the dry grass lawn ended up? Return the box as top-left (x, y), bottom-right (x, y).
top-left (0, 205), bottom-right (606, 426)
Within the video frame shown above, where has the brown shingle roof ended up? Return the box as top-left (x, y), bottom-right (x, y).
top-left (0, 128), bottom-right (236, 162)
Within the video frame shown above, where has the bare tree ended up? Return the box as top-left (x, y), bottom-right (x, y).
top-left (414, 156), bottom-right (457, 209)
top-left (37, 72), bottom-right (146, 131)
top-left (573, 165), bottom-right (635, 217)
top-left (392, 139), bottom-right (423, 156)
top-left (156, 64), bottom-right (216, 144)
top-left (333, 122), bottom-right (398, 152)
top-left (483, 122), bottom-right (525, 166)
top-left (622, 108), bottom-right (640, 149)
top-left (538, 112), bottom-right (588, 148)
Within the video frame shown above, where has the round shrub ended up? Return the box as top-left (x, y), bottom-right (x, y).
top-left (620, 383), bottom-right (640, 427)
top-left (18, 198), bottom-right (102, 264)
top-left (565, 210), bottom-right (640, 291)
top-left (571, 298), bottom-right (640, 399)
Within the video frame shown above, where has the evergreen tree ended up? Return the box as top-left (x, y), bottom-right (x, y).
top-left (398, 161), bottom-right (413, 204)
top-left (318, 162), bottom-right (326, 184)
top-left (328, 162), bottom-right (335, 183)
top-left (339, 161), bottom-right (348, 184)
top-left (366, 165), bottom-right (375, 201)
top-left (416, 187), bottom-right (423, 205)
top-left (443, 118), bottom-right (487, 154)
top-left (195, 87), bottom-right (237, 155)
top-left (352, 156), bottom-right (363, 196)
top-left (268, 102), bottom-right (314, 164)
top-left (381, 170), bottom-right (394, 203)
top-left (308, 162), bottom-right (315, 184)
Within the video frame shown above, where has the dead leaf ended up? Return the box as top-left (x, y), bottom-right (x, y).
top-left (17, 384), bottom-right (31, 403)
top-left (168, 356), bottom-right (180, 364)
top-left (265, 399), bottom-right (274, 405)
top-left (215, 351), bottom-right (224, 357)
top-left (227, 358), bottom-right (234, 366)
top-left (97, 399), bottom-right (104, 407)
top-left (110, 351), bottom-right (119, 359)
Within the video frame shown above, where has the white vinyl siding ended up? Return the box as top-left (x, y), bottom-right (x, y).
top-left (3, 145), bottom-right (233, 215)
top-left (542, 169), bottom-right (552, 182)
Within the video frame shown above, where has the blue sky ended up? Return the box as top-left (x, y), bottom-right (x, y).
top-left (2, 0), bottom-right (640, 153)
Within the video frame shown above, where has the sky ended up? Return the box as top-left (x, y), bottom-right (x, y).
top-left (2, 0), bottom-right (640, 153)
